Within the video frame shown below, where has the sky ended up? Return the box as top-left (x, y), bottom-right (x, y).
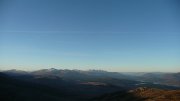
top-left (0, 0), bottom-right (180, 72)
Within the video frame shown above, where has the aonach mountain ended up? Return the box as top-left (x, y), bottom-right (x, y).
top-left (0, 69), bottom-right (180, 101)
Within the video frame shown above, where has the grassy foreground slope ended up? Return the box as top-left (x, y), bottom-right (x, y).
top-left (92, 87), bottom-right (180, 101)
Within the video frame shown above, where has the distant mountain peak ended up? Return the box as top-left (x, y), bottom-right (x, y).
top-left (49, 68), bottom-right (58, 71)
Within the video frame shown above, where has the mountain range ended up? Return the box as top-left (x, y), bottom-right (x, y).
top-left (0, 69), bottom-right (180, 101)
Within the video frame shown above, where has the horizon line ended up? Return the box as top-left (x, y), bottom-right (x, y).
top-left (0, 68), bottom-right (179, 73)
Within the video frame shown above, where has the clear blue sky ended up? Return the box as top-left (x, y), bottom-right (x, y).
top-left (0, 0), bottom-right (180, 72)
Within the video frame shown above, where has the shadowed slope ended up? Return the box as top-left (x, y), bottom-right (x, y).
top-left (0, 72), bottom-right (80, 101)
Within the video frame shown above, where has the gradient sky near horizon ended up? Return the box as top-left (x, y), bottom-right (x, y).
top-left (0, 0), bottom-right (180, 72)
